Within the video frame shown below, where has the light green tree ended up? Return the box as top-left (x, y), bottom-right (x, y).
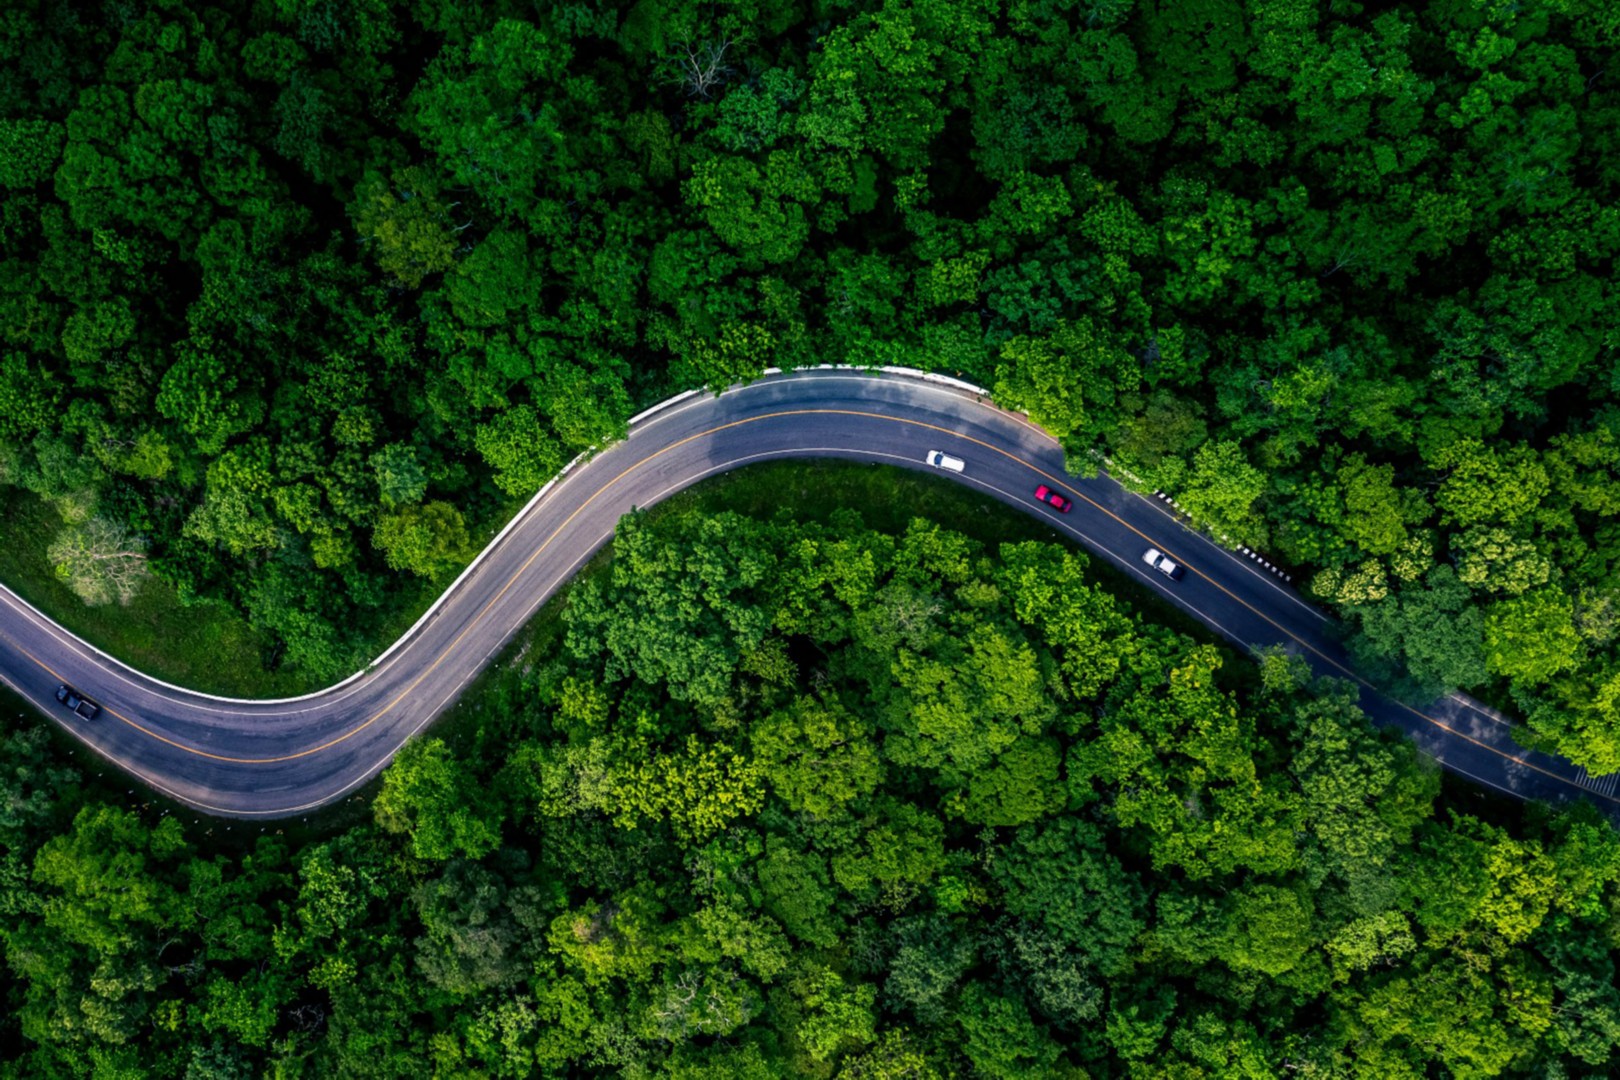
top-left (371, 501), bottom-right (471, 579)
top-left (751, 696), bottom-right (882, 818)
top-left (1452, 527), bottom-right (1552, 595)
top-left (791, 965), bottom-right (878, 1063)
top-left (1178, 440), bottom-right (1268, 547)
top-left (1432, 438), bottom-right (1550, 526)
top-left (374, 738), bottom-right (502, 861)
top-left (352, 166), bottom-right (458, 288)
top-left (993, 315), bottom-right (1134, 442)
top-left (1484, 588), bottom-right (1583, 684)
top-left (474, 405), bottom-right (565, 497)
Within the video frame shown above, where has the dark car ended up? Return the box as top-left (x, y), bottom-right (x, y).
top-left (1033, 484), bottom-right (1073, 513)
top-left (55, 684), bottom-right (101, 721)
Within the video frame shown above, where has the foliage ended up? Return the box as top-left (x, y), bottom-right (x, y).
top-left (0, 0), bottom-right (1614, 781)
top-left (4, 0), bottom-right (1620, 1069)
top-left (7, 508), bottom-right (1620, 1077)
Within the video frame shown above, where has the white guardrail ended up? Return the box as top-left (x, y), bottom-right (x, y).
top-left (2, 365), bottom-right (1003, 705)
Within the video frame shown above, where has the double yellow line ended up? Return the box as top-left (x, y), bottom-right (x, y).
top-left (9, 405), bottom-right (1613, 808)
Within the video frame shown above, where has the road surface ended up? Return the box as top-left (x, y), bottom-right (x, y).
top-left (1, 368), bottom-right (1615, 819)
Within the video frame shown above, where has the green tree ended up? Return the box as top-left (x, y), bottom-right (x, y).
top-left (955, 983), bottom-right (1063, 1078)
top-left (372, 501), bottom-right (471, 579)
top-left (1337, 453), bottom-right (1420, 557)
top-left (352, 167), bottom-right (458, 288)
top-left (993, 315), bottom-right (1134, 443)
top-left (1216, 885), bottom-right (1315, 976)
top-left (411, 860), bottom-right (524, 996)
top-left (442, 230), bottom-right (536, 328)
top-left (1323, 911), bottom-right (1418, 982)
top-left (1431, 438), bottom-right (1551, 527)
top-left (1484, 588), bottom-right (1583, 684)
top-left (370, 443), bottom-right (428, 509)
top-left (683, 153), bottom-right (815, 267)
top-left (473, 405), bottom-right (565, 498)
top-left (790, 965), bottom-right (878, 1063)
top-left (1291, 683), bottom-right (1437, 871)
top-left (1452, 527), bottom-right (1553, 595)
top-left (0, 117), bottom-right (65, 189)
top-left (31, 805), bottom-right (189, 954)
top-left (1336, 957), bottom-right (1521, 1077)
top-left (374, 738), bottom-right (503, 861)
top-left (1177, 440), bottom-right (1268, 546)
top-left (991, 816), bottom-right (1144, 975)
top-left (1352, 565), bottom-right (1490, 695)
top-left (564, 513), bottom-right (775, 709)
top-left (751, 695), bottom-right (883, 817)
top-left (883, 914), bottom-right (976, 1023)
top-left (992, 920), bottom-right (1103, 1026)
top-left (407, 17), bottom-right (575, 213)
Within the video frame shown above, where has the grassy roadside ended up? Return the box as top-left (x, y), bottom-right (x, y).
top-left (0, 490), bottom-right (310, 698)
top-left (0, 489), bottom-right (516, 700)
top-left (8, 459), bottom-right (1233, 838)
top-left (0, 460), bottom-right (1215, 702)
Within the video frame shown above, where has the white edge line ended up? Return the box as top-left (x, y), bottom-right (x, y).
top-left (105, 441), bottom-right (983, 814)
top-left (11, 379), bottom-right (1604, 818)
top-left (2, 366), bottom-right (999, 709)
top-left (10, 359), bottom-right (1537, 764)
top-left (627, 386), bottom-right (703, 426)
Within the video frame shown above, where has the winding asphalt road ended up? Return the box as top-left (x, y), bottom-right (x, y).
top-left (2, 368), bottom-right (1616, 820)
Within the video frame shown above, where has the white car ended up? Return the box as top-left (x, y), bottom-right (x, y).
top-left (1142, 548), bottom-right (1186, 581)
top-left (925, 450), bottom-right (965, 473)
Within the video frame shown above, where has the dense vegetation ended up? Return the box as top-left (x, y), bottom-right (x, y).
top-left (1, 0), bottom-right (1617, 760)
top-left (6, 506), bottom-right (1620, 1077)
top-left (4, 0), bottom-right (1620, 1073)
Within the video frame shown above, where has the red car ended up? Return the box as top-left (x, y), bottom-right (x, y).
top-left (1034, 484), bottom-right (1073, 513)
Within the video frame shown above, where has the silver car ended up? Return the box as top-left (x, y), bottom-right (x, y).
top-left (1142, 548), bottom-right (1186, 581)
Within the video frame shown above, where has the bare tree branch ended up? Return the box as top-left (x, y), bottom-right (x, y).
top-left (670, 39), bottom-right (736, 100)
top-left (47, 516), bottom-right (150, 607)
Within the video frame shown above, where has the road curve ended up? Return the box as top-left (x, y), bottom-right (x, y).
top-left (1, 368), bottom-right (1616, 820)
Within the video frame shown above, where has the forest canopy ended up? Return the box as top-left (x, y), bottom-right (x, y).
top-left (1, 0), bottom-right (1618, 764)
top-left (6, 506), bottom-right (1620, 1077)
top-left (3, 1), bottom-right (1620, 1072)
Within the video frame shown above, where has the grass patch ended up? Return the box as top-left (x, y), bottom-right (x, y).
top-left (0, 490), bottom-right (311, 698)
top-left (646, 457), bottom-right (1051, 543)
top-left (0, 460), bottom-right (1216, 705)
top-left (7, 460), bottom-right (1232, 833)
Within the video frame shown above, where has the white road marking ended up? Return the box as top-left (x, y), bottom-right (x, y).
top-left (3, 370), bottom-right (1606, 815)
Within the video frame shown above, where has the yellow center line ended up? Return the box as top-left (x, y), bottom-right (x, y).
top-left (940, 430), bottom-right (1608, 803)
top-left (11, 405), bottom-right (1613, 807)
